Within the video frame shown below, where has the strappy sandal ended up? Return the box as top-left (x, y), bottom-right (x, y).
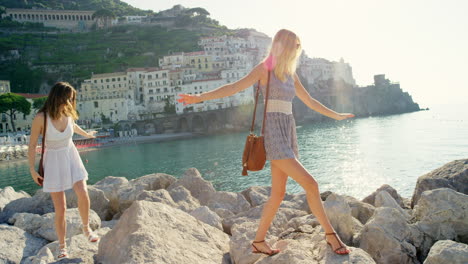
top-left (325, 232), bottom-right (350, 255)
top-left (82, 224), bottom-right (99, 243)
top-left (251, 240), bottom-right (280, 256)
top-left (57, 243), bottom-right (69, 259)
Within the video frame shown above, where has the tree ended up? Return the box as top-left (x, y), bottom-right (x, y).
top-left (32, 96), bottom-right (47, 112)
top-left (93, 9), bottom-right (116, 28)
top-left (0, 93), bottom-right (31, 132)
top-left (163, 97), bottom-right (176, 114)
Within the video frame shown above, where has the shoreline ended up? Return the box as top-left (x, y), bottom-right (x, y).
top-left (0, 132), bottom-right (202, 165)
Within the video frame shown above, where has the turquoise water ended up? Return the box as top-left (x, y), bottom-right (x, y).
top-left (1, 103), bottom-right (467, 199)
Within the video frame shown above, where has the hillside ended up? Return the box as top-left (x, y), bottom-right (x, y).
top-left (0, 0), bottom-right (150, 16)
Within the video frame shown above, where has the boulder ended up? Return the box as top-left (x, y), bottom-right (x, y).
top-left (190, 206), bottom-right (223, 230)
top-left (323, 193), bottom-right (363, 245)
top-left (9, 208), bottom-right (100, 241)
top-left (168, 185), bottom-right (201, 212)
top-left (375, 190), bottom-right (410, 218)
top-left (24, 227), bottom-right (111, 264)
top-left (136, 189), bottom-right (178, 208)
top-left (167, 168), bottom-right (216, 205)
top-left (223, 205), bottom-right (307, 235)
top-left (241, 186), bottom-right (309, 212)
top-left (411, 159), bottom-right (468, 208)
top-left (343, 195), bottom-right (376, 225)
top-left (116, 173), bottom-right (177, 213)
top-left (97, 201), bottom-right (230, 264)
top-left (0, 186), bottom-right (30, 212)
top-left (207, 191), bottom-right (251, 215)
top-left (423, 240), bottom-right (468, 264)
top-left (229, 221), bottom-right (375, 264)
top-left (0, 224), bottom-right (48, 264)
top-left (0, 190), bottom-right (53, 223)
top-left (93, 176), bottom-right (129, 215)
top-left (358, 207), bottom-right (418, 264)
top-left (65, 186), bottom-right (110, 220)
top-left (363, 184), bottom-right (408, 208)
top-left (410, 188), bottom-right (468, 259)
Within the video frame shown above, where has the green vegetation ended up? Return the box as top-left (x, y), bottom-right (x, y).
top-left (0, 24), bottom-right (206, 93)
top-left (32, 96), bottom-right (47, 112)
top-left (0, 93), bottom-right (31, 131)
top-left (0, 0), bottom-right (150, 16)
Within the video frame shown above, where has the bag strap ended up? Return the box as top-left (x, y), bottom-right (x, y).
top-left (40, 112), bottom-right (46, 163)
top-left (249, 70), bottom-right (271, 135)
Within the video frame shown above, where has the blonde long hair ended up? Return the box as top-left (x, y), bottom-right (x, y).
top-left (39, 82), bottom-right (79, 120)
top-left (264, 29), bottom-right (302, 82)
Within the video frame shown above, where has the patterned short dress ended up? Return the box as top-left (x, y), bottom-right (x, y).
top-left (259, 71), bottom-right (299, 160)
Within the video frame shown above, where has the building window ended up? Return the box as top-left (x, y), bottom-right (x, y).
top-left (94, 101), bottom-right (99, 108)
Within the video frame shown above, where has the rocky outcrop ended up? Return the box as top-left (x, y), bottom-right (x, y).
top-left (410, 188), bottom-right (468, 259)
top-left (423, 240), bottom-right (468, 264)
top-left (411, 159), bottom-right (468, 207)
top-left (8, 208), bottom-right (100, 241)
top-left (96, 201), bottom-right (230, 264)
top-left (357, 207), bottom-right (418, 264)
top-left (0, 161), bottom-right (466, 263)
top-left (0, 224), bottom-right (48, 264)
top-left (0, 186), bottom-right (30, 212)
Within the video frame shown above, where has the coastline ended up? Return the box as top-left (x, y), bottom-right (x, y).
top-left (0, 132), bottom-right (201, 165)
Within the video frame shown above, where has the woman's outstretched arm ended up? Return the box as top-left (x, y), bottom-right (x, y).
top-left (178, 63), bottom-right (264, 105)
top-left (73, 122), bottom-right (97, 138)
top-left (294, 73), bottom-right (354, 120)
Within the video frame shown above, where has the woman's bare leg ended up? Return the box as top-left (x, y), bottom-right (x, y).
top-left (73, 180), bottom-right (91, 231)
top-left (271, 158), bottom-right (349, 254)
top-left (50, 191), bottom-right (67, 247)
top-left (252, 163), bottom-right (288, 253)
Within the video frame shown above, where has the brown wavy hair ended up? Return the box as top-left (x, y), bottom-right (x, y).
top-left (39, 82), bottom-right (79, 120)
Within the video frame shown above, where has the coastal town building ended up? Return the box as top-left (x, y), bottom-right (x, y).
top-left (297, 56), bottom-right (356, 87)
top-left (2, 8), bottom-right (96, 31)
top-left (0, 80), bottom-right (10, 94)
top-left (77, 72), bottom-right (137, 124)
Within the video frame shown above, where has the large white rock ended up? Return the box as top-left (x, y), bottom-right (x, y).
top-left (410, 188), bottom-right (468, 259)
top-left (343, 195), bottom-right (376, 225)
top-left (375, 190), bottom-right (410, 218)
top-left (0, 224), bottom-right (48, 264)
top-left (423, 240), bottom-right (468, 264)
top-left (190, 206), bottom-right (223, 230)
top-left (229, 221), bottom-right (375, 264)
top-left (167, 168), bottom-right (216, 205)
top-left (323, 193), bottom-right (363, 245)
top-left (24, 227), bottom-right (111, 264)
top-left (168, 185), bottom-right (201, 212)
top-left (207, 191), bottom-right (251, 215)
top-left (223, 205), bottom-right (307, 235)
top-left (0, 186), bottom-right (30, 212)
top-left (411, 159), bottom-right (468, 208)
top-left (358, 207), bottom-right (418, 264)
top-left (363, 184), bottom-right (408, 208)
top-left (116, 173), bottom-right (177, 213)
top-left (241, 186), bottom-right (310, 212)
top-left (93, 176), bottom-right (129, 215)
top-left (136, 189), bottom-right (178, 207)
top-left (0, 190), bottom-right (53, 223)
top-left (9, 208), bottom-right (100, 241)
top-left (97, 201), bottom-right (230, 264)
top-left (65, 186), bottom-right (110, 220)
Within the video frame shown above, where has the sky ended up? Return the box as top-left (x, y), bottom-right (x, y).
top-left (124, 0), bottom-right (467, 106)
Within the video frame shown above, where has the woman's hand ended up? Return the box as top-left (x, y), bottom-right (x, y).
top-left (30, 169), bottom-right (43, 186)
top-left (86, 130), bottom-right (98, 138)
top-left (335, 113), bottom-right (355, 121)
top-left (177, 94), bottom-right (202, 106)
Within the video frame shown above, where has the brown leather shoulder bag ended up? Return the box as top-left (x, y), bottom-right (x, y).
top-left (242, 70), bottom-right (271, 176)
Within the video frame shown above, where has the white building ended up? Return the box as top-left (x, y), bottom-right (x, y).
top-left (298, 56), bottom-right (356, 87)
top-left (77, 72), bottom-right (136, 123)
top-left (0, 80), bottom-right (11, 94)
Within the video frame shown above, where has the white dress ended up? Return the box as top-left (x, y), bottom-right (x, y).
top-left (42, 114), bottom-right (88, 192)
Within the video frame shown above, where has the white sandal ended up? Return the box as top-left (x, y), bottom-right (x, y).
top-left (82, 224), bottom-right (99, 243)
top-left (57, 243), bottom-right (69, 259)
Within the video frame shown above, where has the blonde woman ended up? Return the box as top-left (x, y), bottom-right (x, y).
top-left (28, 82), bottom-right (99, 259)
top-left (178, 29), bottom-right (353, 255)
